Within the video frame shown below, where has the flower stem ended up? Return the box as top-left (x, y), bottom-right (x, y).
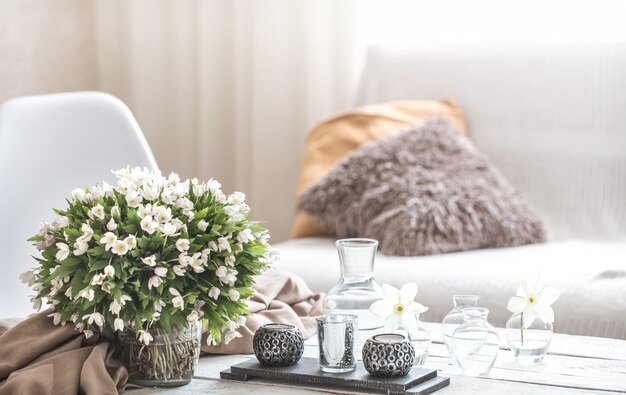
top-left (520, 313), bottom-right (524, 347)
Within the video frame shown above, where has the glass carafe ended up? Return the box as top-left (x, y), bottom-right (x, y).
top-left (322, 239), bottom-right (383, 349)
top-left (451, 307), bottom-right (500, 377)
top-left (442, 295), bottom-right (479, 358)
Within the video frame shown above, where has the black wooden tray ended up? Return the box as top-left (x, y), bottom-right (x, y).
top-left (220, 357), bottom-right (450, 394)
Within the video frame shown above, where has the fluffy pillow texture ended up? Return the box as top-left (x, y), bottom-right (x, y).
top-left (297, 119), bottom-right (546, 256)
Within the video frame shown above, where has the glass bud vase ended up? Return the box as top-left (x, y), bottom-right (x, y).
top-left (505, 313), bottom-right (553, 364)
top-left (442, 295), bottom-right (479, 359)
top-left (322, 239), bottom-right (383, 351)
top-left (451, 307), bottom-right (500, 377)
top-left (116, 322), bottom-right (202, 387)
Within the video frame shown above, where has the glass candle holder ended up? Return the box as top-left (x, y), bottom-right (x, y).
top-left (316, 314), bottom-right (358, 373)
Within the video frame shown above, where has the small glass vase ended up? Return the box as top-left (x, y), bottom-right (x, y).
top-left (505, 313), bottom-right (553, 364)
top-left (322, 239), bottom-right (384, 349)
top-left (451, 307), bottom-right (500, 377)
top-left (116, 322), bottom-right (202, 387)
top-left (441, 295), bottom-right (479, 359)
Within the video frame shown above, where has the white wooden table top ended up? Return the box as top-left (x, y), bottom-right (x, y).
top-left (131, 323), bottom-right (626, 394)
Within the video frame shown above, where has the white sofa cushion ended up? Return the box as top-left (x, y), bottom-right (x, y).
top-left (276, 237), bottom-right (626, 339)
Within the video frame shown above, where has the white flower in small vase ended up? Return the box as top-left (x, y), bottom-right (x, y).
top-left (506, 273), bottom-right (560, 364)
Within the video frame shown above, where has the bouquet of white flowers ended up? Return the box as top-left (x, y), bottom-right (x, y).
top-left (23, 167), bottom-right (276, 349)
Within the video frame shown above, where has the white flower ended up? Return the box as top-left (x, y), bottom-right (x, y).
top-left (114, 318), bottom-right (124, 332)
top-left (104, 264), bottom-right (115, 278)
top-left (224, 255), bottom-right (236, 266)
top-left (88, 204), bottom-right (105, 220)
top-left (197, 220), bottom-right (209, 232)
top-left (111, 240), bottom-right (129, 256)
top-left (224, 269), bottom-right (238, 286)
top-left (20, 270), bottom-right (37, 286)
top-left (91, 274), bottom-right (104, 286)
top-left (223, 206), bottom-right (244, 222)
top-left (507, 274), bottom-right (561, 328)
top-left (111, 206), bottom-right (120, 218)
top-left (140, 216), bottom-right (159, 234)
top-left (79, 288), bottom-right (95, 301)
top-left (137, 204), bottom-right (153, 219)
top-left (187, 311), bottom-right (199, 324)
top-left (209, 286), bottom-right (220, 300)
top-left (228, 289), bottom-right (240, 301)
top-left (154, 206), bottom-right (172, 223)
top-left (228, 191), bottom-right (246, 205)
top-left (142, 184), bottom-right (160, 201)
top-left (208, 241), bottom-right (218, 251)
top-left (169, 288), bottom-right (185, 310)
top-left (216, 266), bottom-right (228, 279)
top-left (192, 183), bottom-right (205, 197)
top-left (217, 237), bottom-right (231, 252)
top-left (38, 222), bottom-right (51, 236)
top-left (175, 198), bottom-right (193, 211)
top-left (141, 255), bottom-right (157, 267)
top-left (31, 296), bottom-right (42, 310)
top-left (237, 229), bottom-right (254, 244)
top-left (73, 239), bottom-right (89, 256)
top-left (79, 223), bottom-right (93, 242)
top-left (161, 222), bottom-right (178, 237)
top-left (106, 218), bottom-right (117, 231)
top-left (148, 275), bottom-right (162, 290)
top-left (100, 232), bottom-right (117, 251)
top-left (51, 216), bottom-right (70, 229)
top-left (369, 283), bottom-right (428, 335)
top-left (176, 239), bottom-right (190, 252)
top-left (109, 300), bottom-right (122, 315)
top-left (71, 188), bottom-right (86, 202)
top-left (173, 265), bottom-right (186, 276)
top-left (224, 330), bottom-right (242, 344)
top-left (82, 312), bottom-right (105, 327)
top-left (138, 330), bottom-right (153, 345)
top-left (155, 267), bottom-right (168, 277)
top-left (47, 312), bottom-right (62, 325)
top-left (83, 330), bottom-right (94, 339)
top-left (125, 191), bottom-right (142, 208)
top-left (55, 243), bottom-right (70, 261)
top-left (124, 235), bottom-right (137, 250)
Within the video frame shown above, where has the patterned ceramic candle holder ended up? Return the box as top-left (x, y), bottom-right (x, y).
top-left (362, 333), bottom-right (415, 378)
top-left (253, 323), bottom-right (304, 367)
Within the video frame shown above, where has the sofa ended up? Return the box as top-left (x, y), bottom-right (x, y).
top-left (276, 42), bottom-right (626, 339)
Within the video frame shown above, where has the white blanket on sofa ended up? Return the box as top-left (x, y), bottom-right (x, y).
top-left (276, 237), bottom-right (626, 339)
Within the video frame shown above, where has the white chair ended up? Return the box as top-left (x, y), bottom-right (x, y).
top-left (0, 91), bottom-right (158, 317)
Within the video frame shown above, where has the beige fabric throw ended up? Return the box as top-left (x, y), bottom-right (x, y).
top-left (0, 271), bottom-right (323, 394)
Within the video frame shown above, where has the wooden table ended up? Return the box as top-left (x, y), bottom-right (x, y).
top-left (132, 323), bottom-right (626, 394)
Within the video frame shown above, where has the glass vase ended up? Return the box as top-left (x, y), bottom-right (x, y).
top-left (322, 238), bottom-right (383, 351)
top-left (441, 295), bottom-right (479, 359)
top-left (116, 322), bottom-right (202, 387)
top-left (505, 313), bottom-right (553, 364)
top-left (451, 307), bottom-right (500, 377)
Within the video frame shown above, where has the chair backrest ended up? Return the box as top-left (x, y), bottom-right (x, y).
top-left (0, 91), bottom-right (158, 317)
top-left (355, 42), bottom-right (626, 241)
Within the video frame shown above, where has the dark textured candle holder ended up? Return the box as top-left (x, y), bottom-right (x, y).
top-left (362, 334), bottom-right (415, 378)
top-left (253, 324), bottom-right (304, 367)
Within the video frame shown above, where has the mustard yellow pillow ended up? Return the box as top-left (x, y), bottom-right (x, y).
top-left (291, 99), bottom-right (468, 238)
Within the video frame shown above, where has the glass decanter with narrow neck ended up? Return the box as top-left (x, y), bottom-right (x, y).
top-left (322, 239), bottom-right (383, 333)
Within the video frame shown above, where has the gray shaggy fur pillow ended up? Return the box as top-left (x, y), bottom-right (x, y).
top-left (297, 119), bottom-right (546, 256)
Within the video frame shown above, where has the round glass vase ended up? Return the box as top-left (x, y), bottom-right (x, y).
top-left (322, 239), bottom-right (384, 349)
top-left (116, 322), bottom-right (202, 387)
top-left (441, 295), bottom-right (479, 359)
top-left (451, 307), bottom-right (500, 377)
top-left (505, 313), bottom-right (553, 364)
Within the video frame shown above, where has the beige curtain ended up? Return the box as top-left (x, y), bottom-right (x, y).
top-left (0, 0), bottom-right (359, 242)
top-left (96, 0), bottom-right (359, 242)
